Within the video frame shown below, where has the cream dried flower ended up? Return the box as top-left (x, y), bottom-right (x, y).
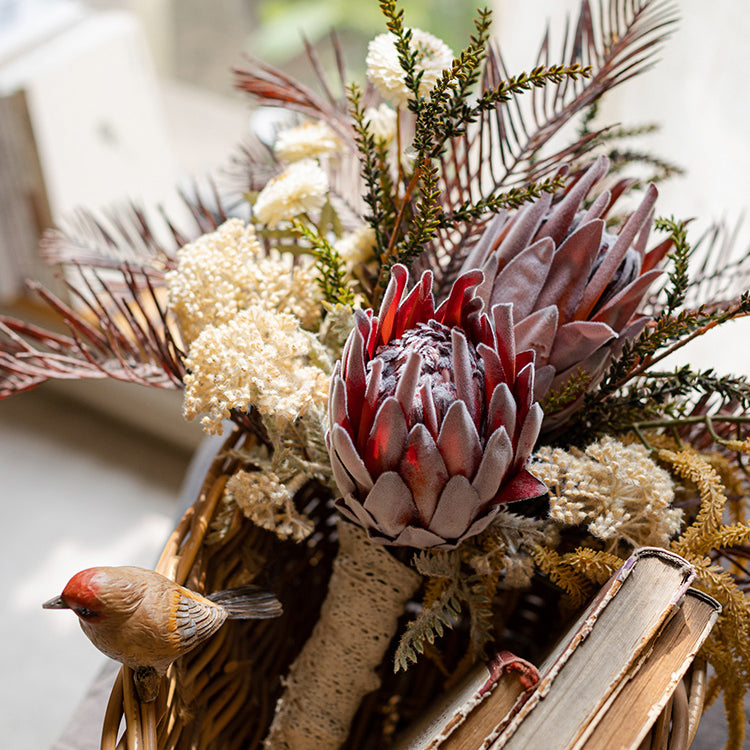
top-left (167, 218), bottom-right (321, 345)
top-left (253, 158), bottom-right (329, 228)
top-left (532, 437), bottom-right (682, 551)
top-left (274, 121), bottom-right (342, 162)
top-left (366, 29), bottom-right (454, 108)
top-left (227, 469), bottom-right (313, 541)
top-left (182, 304), bottom-right (330, 434)
top-left (333, 224), bottom-right (378, 273)
top-left (364, 103), bottom-right (398, 145)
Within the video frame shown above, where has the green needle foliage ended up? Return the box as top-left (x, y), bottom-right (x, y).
top-left (290, 219), bottom-right (354, 306)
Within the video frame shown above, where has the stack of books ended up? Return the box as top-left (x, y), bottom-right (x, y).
top-left (397, 548), bottom-right (720, 750)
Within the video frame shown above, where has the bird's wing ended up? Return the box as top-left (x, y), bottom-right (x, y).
top-left (171, 590), bottom-right (227, 655)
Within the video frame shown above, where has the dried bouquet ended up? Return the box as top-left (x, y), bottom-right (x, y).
top-left (3, 1), bottom-right (750, 748)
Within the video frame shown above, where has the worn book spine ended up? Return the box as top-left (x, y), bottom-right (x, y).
top-left (490, 547), bottom-right (696, 750)
top-left (394, 651), bottom-right (538, 750)
top-left (576, 587), bottom-right (721, 750)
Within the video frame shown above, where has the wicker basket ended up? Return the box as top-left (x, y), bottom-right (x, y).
top-left (100, 429), bottom-right (709, 749)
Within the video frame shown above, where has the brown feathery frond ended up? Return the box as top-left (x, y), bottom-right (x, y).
top-left (0, 267), bottom-right (185, 399)
top-left (682, 219), bottom-right (750, 313)
top-left (233, 42), bottom-right (356, 145)
top-left (40, 180), bottom-right (245, 275)
top-left (429, 0), bottom-right (677, 274)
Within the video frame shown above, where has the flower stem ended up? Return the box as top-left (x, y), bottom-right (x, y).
top-left (264, 522), bottom-right (421, 749)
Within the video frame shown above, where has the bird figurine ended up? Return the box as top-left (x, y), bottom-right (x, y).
top-left (43, 565), bottom-right (283, 702)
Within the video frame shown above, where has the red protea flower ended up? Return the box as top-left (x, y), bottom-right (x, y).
top-left (326, 264), bottom-right (547, 549)
top-left (460, 156), bottom-right (671, 428)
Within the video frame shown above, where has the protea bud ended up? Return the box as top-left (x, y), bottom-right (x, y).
top-left (326, 264), bottom-right (546, 549)
top-left (461, 156), bottom-right (671, 427)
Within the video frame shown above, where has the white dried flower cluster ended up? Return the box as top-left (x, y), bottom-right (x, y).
top-left (531, 436), bottom-right (682, 551)
top-left (253, 158), bottom-right (329, 228)
top-left (227, 469), bottom-right (313, 541)
top-left (334, 224), bottom-right (378, 273)
top-left (167, 218), bottom-right (321, 346)
top-left (364, 103), bottom-right (398, 145)
top-left (366, 29), bottom-right (454, 108)
top-left (274, 121), bottom-right (343, 162)
top-left (182, 305), bottom-right (330, 434)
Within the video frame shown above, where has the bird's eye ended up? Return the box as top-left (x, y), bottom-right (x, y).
top-left (75, 606), bottom-right (98, 619)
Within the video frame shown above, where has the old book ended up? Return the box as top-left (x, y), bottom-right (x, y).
top-left (490, 547), bottom-right (696, 750)
top-left (394, 652), bottom-right (538, 750)
top-left (579, 587), bottom-right (721, 750)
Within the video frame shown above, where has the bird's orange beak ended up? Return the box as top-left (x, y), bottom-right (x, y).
top-left (42, 595), bottom-right (69, 610)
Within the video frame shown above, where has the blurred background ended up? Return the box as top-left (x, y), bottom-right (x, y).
top-left (0, 0), bottom-right (748, 747)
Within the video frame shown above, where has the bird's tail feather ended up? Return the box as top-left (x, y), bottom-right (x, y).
top-left (208, 585), bottom-right (282, 619)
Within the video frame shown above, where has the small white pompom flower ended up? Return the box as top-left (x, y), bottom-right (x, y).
top-left (366, 29), bottom-right (454, 108)
top-left (274, 121), bottom-right (342, 162)
top-left (253, 159), bottom-right (329, 228)
top-left (364, 103), bottom-right (398, 145)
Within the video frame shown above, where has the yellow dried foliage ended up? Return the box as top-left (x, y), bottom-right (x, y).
top-left (531, 546), bottom-right (592, 611)
top-left (657, 446), bottom-right (750, 750)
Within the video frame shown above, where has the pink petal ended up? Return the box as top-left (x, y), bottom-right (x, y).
top-left (549, 348), bottom-right (611, 393)
top-left (536, 156), bottom-right (608, 245)
top-left (329, 437), bottom-right (356, 497)
top-left (394, 350), bottom-right (422, 423)
top-left (514, 403), bottom-right (542, 468)
top-left (363, 472), bottom-right (418, 537)
top-left (460, 211), bottom-right (509, 272)
top-left (377, 263), bottom-right (409, 346)
top-left (477, 343), bottom-right (507, 403)
top-left (337, 497), bottom-right (381, 532)
top-left (452, 329), bottom-right (480, 427)
top-left (487, 382), bottom-right (516, 435)
top-left (399, 424), bottom-right (449, 525)
top-left (472, 427), bottom-right (513, 503)
top-left (329, 372), bottom-right (349, 432)
top-left (437, 400), bottom-right (482, 478)
top-left (577, 183), bottom-right (658, 319)
top-left (490, 238), bottom-right (554, 319)
top-left (363, 396), bottom-right (408, 476)
top-left (353, 309), bottom-right (376, 358)
top-left (435, 270), bottom-right (483, 328)
top-left (393, 270), bottom-right (434, 337)
top-left (548, 320), bottom-right (616, 373)
top-left (642, 236), bottom-right (673, 273)
top-left (591, 269), bottom-right (662, 332)
top-left (331, 424), bottom-right (374, 494)
top-left (343, 327), bottom-right (367, 416)
top-left (492, 303), bottom-right (516, 382)
top-left (392, 526), bottom-right (447, 548)
top-left (535, 219), bottom-right (604, 323)
top-left (513, 305), bottom-right (559, 365)
top-left (475, 252), bottom-right (500, 311)
top-left (430, 475), bottom-right (482, 539)
top-left (419, 382), bottom-right (440, 440)
top-left (334, 497), bottom-right (368, 526)
top-left (494, 192), bottom-right (553, 268)
top-left (578, 190), bottom-right (610, 225)
top-left (496, 469), bottom-right (548, 505)
top-left (514, 361), bottom-right (535, 418)
top-left (357, 357), bottom-right (383, 452)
